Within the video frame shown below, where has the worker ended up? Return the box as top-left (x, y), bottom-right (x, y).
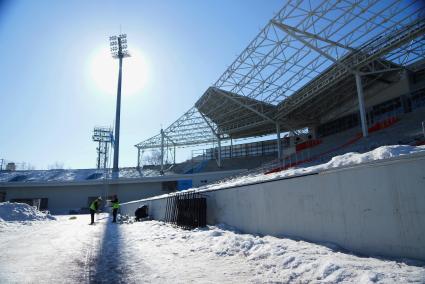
top-left (111, 195), bottom-right (120, 223)
top-left (89, 197), bottom-right (102, 225)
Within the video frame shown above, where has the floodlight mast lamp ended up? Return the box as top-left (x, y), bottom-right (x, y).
top-left (109, 34), bottom-right (130, 177)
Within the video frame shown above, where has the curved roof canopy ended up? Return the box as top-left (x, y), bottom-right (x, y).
top-left (136, 0), bottom-right (425, 150)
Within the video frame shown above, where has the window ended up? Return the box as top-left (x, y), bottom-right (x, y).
top-left (317, 113), bottom-right (359, 137)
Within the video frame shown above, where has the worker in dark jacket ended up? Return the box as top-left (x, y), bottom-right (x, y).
top-left (111, 195), bottom-right (120, 223)
top-left (89, 197), bottom-right (102, 225)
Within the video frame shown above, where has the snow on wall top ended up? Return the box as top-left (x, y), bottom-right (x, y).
top-left (187, 145), bottom-right (425, 193)
top-left (0, 167), bottom-right (163, 183)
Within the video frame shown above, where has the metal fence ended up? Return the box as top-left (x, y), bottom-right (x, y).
top-left (164, 191), bottom-right (207, 229)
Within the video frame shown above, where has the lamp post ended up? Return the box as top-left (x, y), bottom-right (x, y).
top-left (109, 34), bottom-right (130, 178)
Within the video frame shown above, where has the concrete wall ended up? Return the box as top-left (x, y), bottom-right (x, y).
top-left (120, 153), bottom-right (425, 260)
top-left (0, 170), bottom-right (243, 214)
top-left (1, 182), bottom-right (164, 214)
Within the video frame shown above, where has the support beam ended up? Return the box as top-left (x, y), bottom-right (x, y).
top-left (199, 110), bottom-right (224, 168)
top-left (214, 88), bottom-right (276, 124)
top-left (272, 20), bottom-right (353, 73)
top-left (217, 137), bottom-right (222, 168)
top-left (104, 143), bottom-right (109, 169)
top-left (361, 68), bottom-right (402, 76)
top-left (199, 112), bottom-right (219, 137)
top-left (173, 146), bottom-right (176, 165)
top-left (276, 124), bottom-right (282, 160)
top-left (160, 129), bottom-right (165, 174)
top-left (271, 20), bottom-right (355, 51)
top-left (137, 147), bottom-right (141, 169)
top-left (354, 72), bottom-right (369, 138)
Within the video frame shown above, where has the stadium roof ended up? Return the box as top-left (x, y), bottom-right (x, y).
top-left (136, 0), bottom-right (425, 150)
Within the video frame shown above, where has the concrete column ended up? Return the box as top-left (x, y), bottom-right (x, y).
top-left (355, 72), bottom-right (369, 138)
top-left (276, 124), bottom-right (282, 160)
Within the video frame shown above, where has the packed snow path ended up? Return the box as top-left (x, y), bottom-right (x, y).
top-left (1, 215), bottom-right (424, 283)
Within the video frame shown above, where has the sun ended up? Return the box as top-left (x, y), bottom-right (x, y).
top-left (89, 47), bottom-right (148, 96)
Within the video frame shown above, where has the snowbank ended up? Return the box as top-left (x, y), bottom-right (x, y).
top-left (0, 202), bottom-right (56, 223)
top-left (194, 145), bottom-right (425, 192)
top-left (125, 221), bottom-right (425, 283)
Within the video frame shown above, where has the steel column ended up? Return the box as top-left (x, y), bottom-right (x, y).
top-left (217, 137), bottom-right (222, 168)
top-left (173, 146), bottom-right (176, 165)
top-left (112, 49), bottom-right (123, 177)
top-left (355, 72), bottom-right (368, 138)
top-left (137, 147), bottom-right (141, 169)
top-left (276, 124), bottom-right (282, 160)
top-left (160, 129), bottom-right (165, 174)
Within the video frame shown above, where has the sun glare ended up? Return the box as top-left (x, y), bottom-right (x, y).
top-left (89, 47), bottom-right (148, 96)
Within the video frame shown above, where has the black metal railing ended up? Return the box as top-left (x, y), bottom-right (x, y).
top-left (165, 192), bottom-right (207, 229)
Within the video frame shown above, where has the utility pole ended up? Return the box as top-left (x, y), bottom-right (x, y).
top-left (109, 34), bottom-right (130, 178)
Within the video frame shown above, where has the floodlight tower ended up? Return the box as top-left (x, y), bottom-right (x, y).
top-left (109, 34), bottom-right (130, 177)
top-left (92, 127), bottom-right (113, 169)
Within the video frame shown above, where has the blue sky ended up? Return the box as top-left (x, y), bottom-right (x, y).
top-left (0, 0), bottom-right (283, 169)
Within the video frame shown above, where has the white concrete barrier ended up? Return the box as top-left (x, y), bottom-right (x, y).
top-left (120, 153), bottom-right (425, 260)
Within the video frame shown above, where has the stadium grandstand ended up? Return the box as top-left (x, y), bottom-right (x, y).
top-left (136, 0), bottom-right (425, 175)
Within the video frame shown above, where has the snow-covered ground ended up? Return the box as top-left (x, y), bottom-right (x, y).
top-left (0, 211), bottom-right (424, 283)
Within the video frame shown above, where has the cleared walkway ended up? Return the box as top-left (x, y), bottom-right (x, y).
top-left (0, 214), bottom-right (424, 283)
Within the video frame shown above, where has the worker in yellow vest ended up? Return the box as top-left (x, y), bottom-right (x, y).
top-left (111, 195), bottom-right (120, 223)
top-left (89, 197), bottom-right (102, 225)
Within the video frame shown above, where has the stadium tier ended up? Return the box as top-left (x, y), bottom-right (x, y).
top-left (135, 0), bottom-right (425, 173)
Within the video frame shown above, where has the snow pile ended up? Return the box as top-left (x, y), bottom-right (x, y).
top-left (324, 145), bottom-right (425, 168)
top-left (123, 221), bottom-right (425, 283)
top-left (196, 145), bottom-right (425, 191)
top-left (0, 202), bottom-right (56, 223)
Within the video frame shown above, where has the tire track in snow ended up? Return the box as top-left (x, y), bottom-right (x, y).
top-left (83, 221), bottom-right (105, 283)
